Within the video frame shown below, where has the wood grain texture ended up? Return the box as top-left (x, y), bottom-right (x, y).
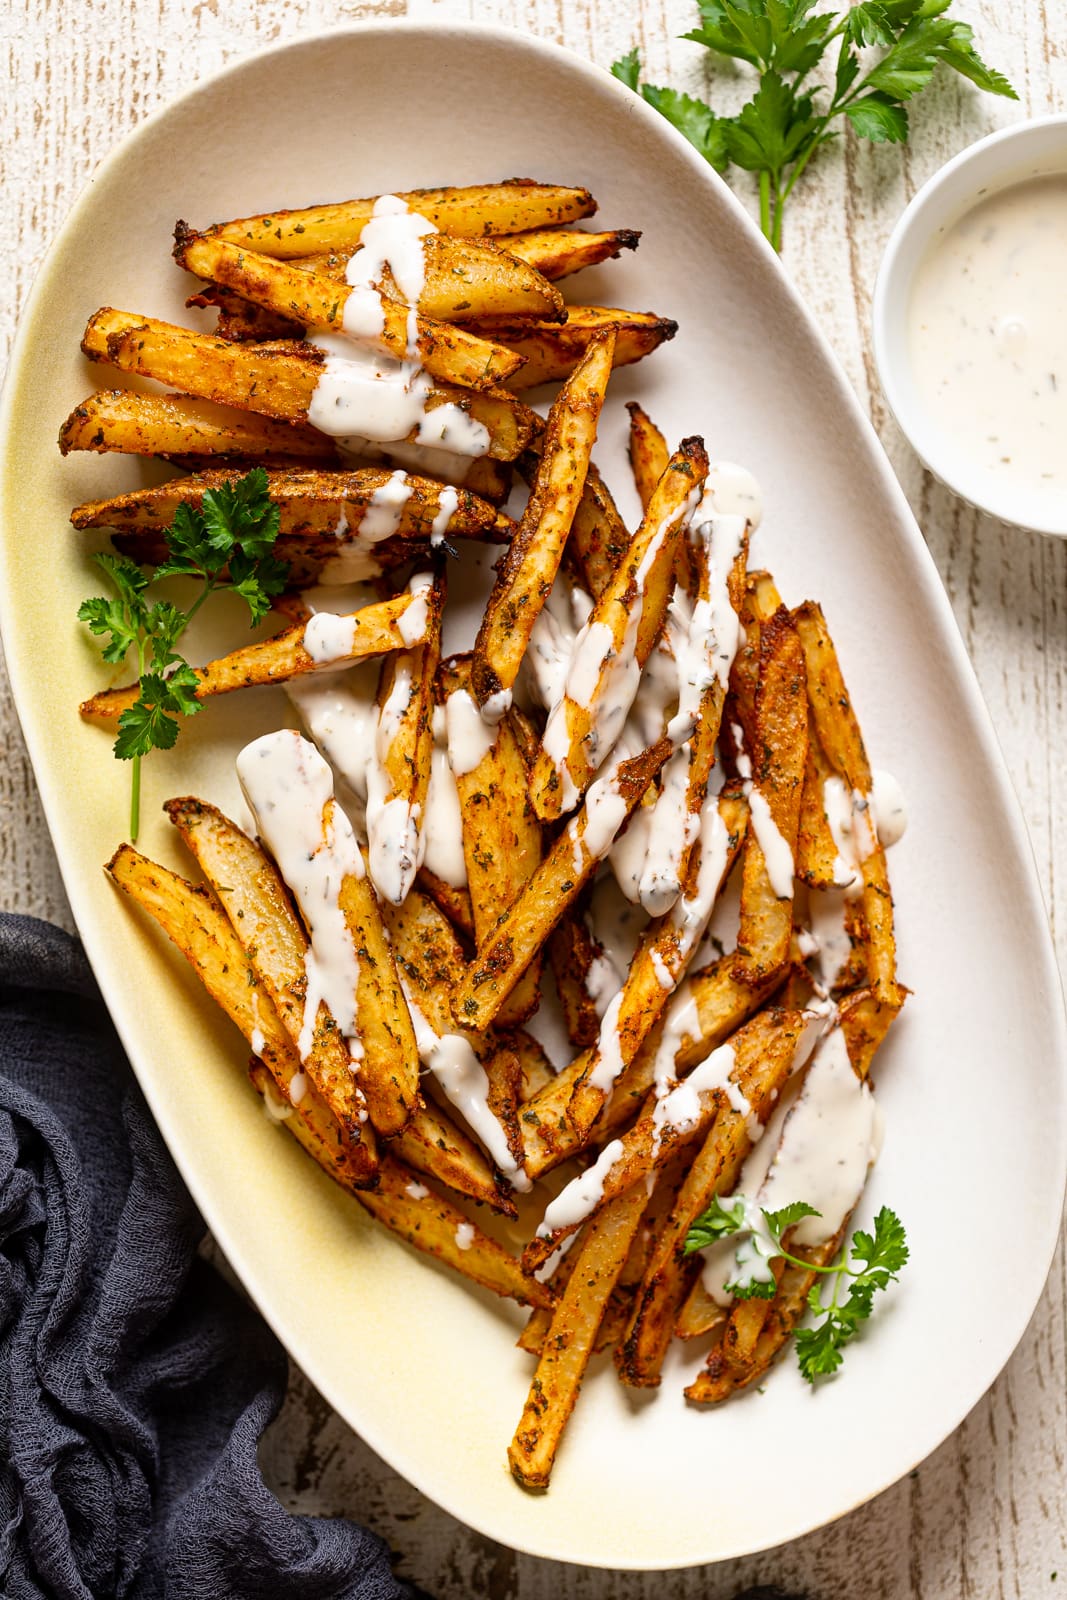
top-left (3, 1), bottom-right (1065, 1593)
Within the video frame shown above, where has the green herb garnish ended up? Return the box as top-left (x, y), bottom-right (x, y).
top-left (612, 2), bottom-right (1015, 250)
top-left (685, 1194), bottom-right (908, 1382)
top-left (79, 468), bottom-right (287, 840)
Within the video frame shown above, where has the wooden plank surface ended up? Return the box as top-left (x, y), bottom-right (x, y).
top-left (2, 1), bottom-right (1065, 1593)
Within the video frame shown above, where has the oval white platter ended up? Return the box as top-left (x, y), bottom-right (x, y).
top-left (1, 21), bottom-right (1064, 1572)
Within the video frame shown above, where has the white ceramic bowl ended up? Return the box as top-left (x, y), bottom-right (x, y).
top-left (873, 114), bottom-right (1067, 537)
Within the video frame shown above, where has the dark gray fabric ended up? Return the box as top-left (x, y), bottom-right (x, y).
top-left (0, 912), bottom-right (423, 1600)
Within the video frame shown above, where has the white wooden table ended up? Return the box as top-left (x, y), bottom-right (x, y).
top-left (4, 2), bottom-right (1065, 1593)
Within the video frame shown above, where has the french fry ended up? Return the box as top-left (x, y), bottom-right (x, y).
top-left (796, 731), bottom-right (848, 888)
top-left (58, 389), bottom-right (337, 462)
top-left (564, 788), bottom-right (749, 1144)
top-left (366, 571), bottom-right (444, 905)
top-left (442, 660), bottom-right (544, 1025)
top-left (547, 906), bottom-right (602, 1050)
top-left (106, 841), bottom-right (379, 1183)
top-left (518, 953), bottom-right (787, 1182)
top-left (626, 401), bottom-right (669, 513)
top-left (81, 310), bottom-right (536, 461)
top-left (80, 593), bottom-right (420, 725)
top-left (163, 796), bottom-right (419, 1137)
top-left (522, 1006), bottom-right (810, 1275)
top-left (508, 1183), bottom-right (648, 1489)
top-left (189, 283), bottom-right (304, 342)
top-left (471, 330), bottom-right (615, 708)
top-left (732, 607), bottom-right (808, 984)
top-left (529, 438), bottom-right (708, 822)
top-left (674, 1274), bottom-right (729, 1341)
top-left (793, 601), bottom-right (902, 1006)
top-left (565, 463), bottom-right (631, 600)
top-left (175, 232), bottom-right (525, 390)
top-left (389, 1094), bottom-right (514, 1216)
top-left (484, 1044), bottom-right (525, 1169)
top-left (497, 226), bottom-right (641, 281)
top-left (510, 1030), bottom-right (556, 1101)
top-left (204, 180), bottom-right (598, 256)
top-left (469, 308), bottom-right (676, 391)
top-left (416, 867), bottom-right (475, 942)
top-left (452, 737), bottom-right (671, 1034)
top-left (249, 1082), bottom-right (551, 1308)
top-left (282, 233), bottom-right (567, 322)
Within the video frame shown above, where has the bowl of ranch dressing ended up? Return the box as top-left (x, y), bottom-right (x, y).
top-left (873, 115), bottom-right (1067, 536)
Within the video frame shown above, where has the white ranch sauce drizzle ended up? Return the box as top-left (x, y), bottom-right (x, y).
top-left (365, 662), bottom-right (422, 906)
top-left (405, 1180), bottom-right (430, 1201)
top-left (712, 1028), bottom-right (883, 1298)
top-left (445, 686), bottom-right (497, 777)
top-left (236, 730), bottom-right (367, 1074)
top-left (732, 724), bottom-right (794, 898)
top-left (454, 1222), bottom-right (475, 1251)
top-left (429, 484), bottom-right (460, 547)
top-left (536, 1138), bottom-right (626, 1236)
top-left (823, 770), bottom-right (908, 890)
top-left (422, 706), bottom-right (467, 889)
top-left (908, 174), bottom-right (1067, 510)
top-left (403, 989), bottom-right (530, 1191)
top-left (524, 573), bottom-right (595, 713)
top-left (306, 197), bottom-right (490, 457)
top-left (286, 661), bottom-right (379, 803)
top-left (302, 610), bottom-right (361, 665)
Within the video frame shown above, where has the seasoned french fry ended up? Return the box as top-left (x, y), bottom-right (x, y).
top-left (416, 867), bottom-right (475, 942)
top-left (81, 310), bottom-right (536, 461)
top-left (565, 462), bottom-right (631, 600)
top-left (471, 330), bottom-right (615, 708)
top-left (189, 283), bottom-right (304, 342)
top-left (106, 841), bottom-right (379, 1183)
top-left (796, 731), bottom-right (847, 888)
top-left (58, 389), bottom-right (337, 462)
top-left (518, 953), bottom-right (787, 1182)
top-left (508, 1183), bottom-right (648, 1489)
top-left (522, 1006), bottom-right (810, 1275)
top-left (175, 232), bottom-right (524, 390)
top-left (732, 608), bottom-right (808, 984)
top-left (249, 1084), bottom-right (551, 1308)
top-left (793, 601), bottom-right (902, 1006)
top-left (80, 593), bottom-right (420, 725)
top-left (498, 226), bottom-right (641, 281)
top-left (365, 571), bottom-right (444, 905)
top-left (452, 738), bottom-right (671, 1034)
top-left (564, 788), bottom-right (749, 1144)
top-left (469, 309), bottom-right (676, 391)
top-left (626, 401), bottom-right (669, 513)
top-left (163, 796), bottom-right (419, 1136)
top-left (283, 233), bottom-right (567, 322)
top-left (442, 660), bottom-right (544, 1025)
top-left (484, 1044), bottom-right (525, 1169)
top-left (204, 180), bottom-right (598, 256)
top-left (547, 907), bottom-right (603, 1050)
top-left (674, 1274), bottom-right (729, 1342)
top-left (529, 438), bottom-right (708, 822)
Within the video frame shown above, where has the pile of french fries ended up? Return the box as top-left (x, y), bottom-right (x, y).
top-left (66, 179), bottom-right (906, 1490)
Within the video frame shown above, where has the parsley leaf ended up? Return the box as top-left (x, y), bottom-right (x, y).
top-left (78, 467), bottom-right (287, 840)
top-left (683, 1193), bottom-right (749, 1252)
top-left (612, 2), bottom-right (1015, 249)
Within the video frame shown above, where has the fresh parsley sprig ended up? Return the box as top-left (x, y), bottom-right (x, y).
top-left (684, 1194), bottom-right (908, 1382)
top-left (79, 468), bottom-right (287, 840)
top-left (612, 1), bottom-right (1016, 250)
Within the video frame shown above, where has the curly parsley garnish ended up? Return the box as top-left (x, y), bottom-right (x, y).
top-left (612, 1), bottom-right (1015, 250)
top-left (79, 468), bottom-right (287, 840)
top-left (685, 1194), bottom-right (908, 1382)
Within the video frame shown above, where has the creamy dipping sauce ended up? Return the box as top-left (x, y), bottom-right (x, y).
top-left (908, 173), bottom-right (1067, 515)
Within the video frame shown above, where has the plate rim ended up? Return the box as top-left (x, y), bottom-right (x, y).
top-left (1, 17), bottom-right (1065, 1570)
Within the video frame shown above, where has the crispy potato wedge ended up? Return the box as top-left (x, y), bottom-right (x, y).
top-left (565, 462), bottom-right (631, 600)
top-left (508, 1183), bottom-right (648, 1489)
top-left (81, 310), bottom-right (536, 461)
top-left (366, 571), bottom-right (444, 905)
top-left (163, 796), bottom-right (418, 1137)
top-left (453, 737), bottom-right (671, 1034)
top-left (547, 906), bottom-right (603, 1051)
top-left (470, 309), bottom-right (676, 391)
top-left (732, 608), bottom-right (808, 985)
top-left (626, 401), bottom-right (669, 513)
top-left (416, 867), bottom-right (475, 942)
top-left (58, 389), bottom-right (337, 462)
top-left (204, 180), bottom-right (597, 256)
top-left (80, 593), bottom-right (420, 724)
top-left (522, 1005), bottom-right (809, 1274)
top-left (675, 1274), bottom-right (729, 1342)
top-left (107, 841), bottom-right (379, 1184)
top-left (793, 601), bottom-right (902, 1005)
top-left (189, 283), bottom-right (304, 342)
top-left (443, 661), bottom-right (544, 1026)
top-left (484, 1045), bottom-right (525, 1169)
top-left (175, 232), bottom-right (524, 390)
top-left (796, 729), bottom-right (848, 889)
top-left (471, 330), bottom-right (615, 707)
top-left (498, 226), bottom-right (640, 280)
top-left (529, 438), bottom-right (708, 821)
top-left (284, 233), bottom-right (567, 322)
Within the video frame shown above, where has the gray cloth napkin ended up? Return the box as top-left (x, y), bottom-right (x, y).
top-left (0, 912), bottom-right (425, 1600)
